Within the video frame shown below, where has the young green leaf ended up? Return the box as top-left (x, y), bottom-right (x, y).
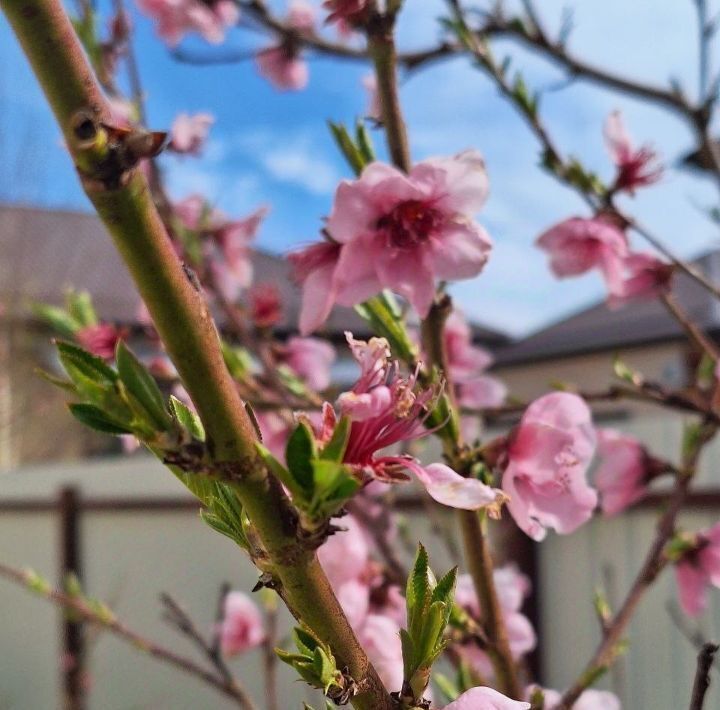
top-left (31, 303), bottom-right (81, 338)
top-left (169, 395), bottom-right (205, 441)
top-left (68, 403), bottom-right (133, 435)
top-left (319, 414), bottom-right (351, 462)
top-left (116, 341), bottom-right (172, 431)
top-left (285, 421), bottom-right (317, 493)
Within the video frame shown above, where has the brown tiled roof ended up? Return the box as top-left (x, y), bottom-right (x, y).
top-left (496, 251), bottom-right (720, 365)
top-left (0, 203), bottom-right (509, 346)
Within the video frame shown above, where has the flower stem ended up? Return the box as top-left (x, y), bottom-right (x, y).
top-left (1, 2), bottom-right (392, 706)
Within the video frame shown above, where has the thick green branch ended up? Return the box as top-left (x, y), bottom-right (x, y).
top-left (1, 2), bottom-right (392, 706)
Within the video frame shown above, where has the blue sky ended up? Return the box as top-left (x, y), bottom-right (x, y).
top-left (2, 0), bottom-right (720, 336)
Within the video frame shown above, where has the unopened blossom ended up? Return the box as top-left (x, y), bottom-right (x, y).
top-left (76, 323), bottom-right (125, 360)
top-left (168, 112), bottom-right (214, 155)
top-left (443, 687), bottom-right (530, 710)
top-left (502, 392), bottom-right (598, 541)
top-left (530, 686), bottom-right (621, 710)
top-left (248, 283), bottom-right (283, 328)
top-left (335, 334), bottom-right (502, 510)
top-left (604, 110), bottom-right (662, 193)
top-left (136, 0), bottom-right (239, 46)
top-left (282, 336), bottom-right (336, 391)
top-left (107, 96), bottom-right (136, 127)
top-left (608, 252), bottom-right (673, 308)
top-left (219, 591), bottom-right (265, 656)
top-left (443, 310), bottom-right (506, 408)
top-left (537, 216), bottom-right (629, 298)
top-left (595, 429), bottom-right (661, 515)
top-left (675, 522), bottom-right (720, 616)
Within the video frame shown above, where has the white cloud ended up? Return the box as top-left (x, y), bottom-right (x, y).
top-left (262, 143), bottom-right (340, 195)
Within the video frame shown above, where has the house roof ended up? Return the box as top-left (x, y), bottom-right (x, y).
top-left (496, 250), bottom-right (720, 366)
top-left (0, 203), bottom-right (509, 346)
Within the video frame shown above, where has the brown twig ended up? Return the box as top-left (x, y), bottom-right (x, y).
top-left (159, 591), bottom-right (256, 709)
top-left (689, 642), bottom-right (719, 710)
top-left (0, 563), bottom-right (255, 708)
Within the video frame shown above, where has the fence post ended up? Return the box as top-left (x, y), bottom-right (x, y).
top-left (59, 485), bottom-right (86, 710)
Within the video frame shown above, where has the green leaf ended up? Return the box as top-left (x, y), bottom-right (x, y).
top-left (65, 290), bottom-right (98, 328)
top-left (221, 340), bottom-right (252, 379)
top-left (319, 414), bottom-right (351, 462)
top-left (31, 303), bottom-right (80, 338)
top-left (400, 628), bottom-right (416, 679)
top-left (256, 443), bottom-right (306, 500)
top-left (68, 403), bottom-right (133, 435)
top-left (56, 340), bottom-right (117, 384)
top-left (407, 544), bottom-right (430, 629)
top-left (293, 627), bottom-right (320, 656)
top-left (285, 421), bottom-right (317, 493)
top-left (431, 567), bottom-right (458, 608)
top-left (354, 291), bottom-right (418, 364)
top-left (328, 121), bottom-right (365, 175)
top-left (355, 120), bottom-right (376, 164)
top-left (35, 368), bottom-right (77, 393)
top-left (116, 341), bottom-right (172, 431)
top-left (169, 395), bottom-right (205, 441)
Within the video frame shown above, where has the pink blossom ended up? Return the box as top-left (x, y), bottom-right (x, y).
top-left (256, 45), bottom-right (309, 91)
top-left (219, 591), bottom-right (265, 656)
top-left (318, 514), bottom-right (370, 589)
top-left (291, 152), bottom-right (492, 331)
top-left (604, 110), bottom-right (662, 193)
top-left (76, 323), bottom-right (125, 360)
top-left (256, 411), bottom-right (291, 461)
top-left (456, 566), bottom-right (536, 659)
top-left (106, 96), bottom-right (136, 127)
top-left (362, 73), bottom-right (382, 120)
top-left (168, 112), bottom-right (214, 155)
top-left (248, 283), bottom-right (283, 328)
top-left (288, 241), bottom-right (342, 335)
top-left (323, 0), bottom-right (368, 25)
top-left (443, 310), bottom-right (506, 408)
top-left (536, 216), bottom-right (629, 297)
top-left (287, 0), bottom-right (316, 31)
top-left (675, 522), bottom-right (720, 616)
top-left (502, 392), bottom-right (598, 541)
top-left (356, 613), bottom-right (404, 692)
top-left (443, 687), bottom-right (530, 710)
top-left (595, 429), bottom-right (656, 515)
top-left (531, 687), bottom-right (621, 710)
top-left (327, 152), bottom-right (492, 317)
top-left (608, 252), bottom-right (673, 308)
top-left (283, 336), bottom-right (336, 391)
top-left (174, 197), bottom-right (267, 299)
top-left (335, 335), bottom-right (502, 509)
top-left (136, 0), bottom-right (239, 46)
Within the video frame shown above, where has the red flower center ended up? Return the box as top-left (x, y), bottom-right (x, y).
top-left (377, 200), bottom-right (443, 248)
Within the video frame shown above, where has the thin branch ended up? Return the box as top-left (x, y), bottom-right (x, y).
top-left (160, 591), bottom-right (256, 710)
top-left (690, 642), bottom-right (719, 710)
top-left (0, 563), bottom-right (253, 708)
